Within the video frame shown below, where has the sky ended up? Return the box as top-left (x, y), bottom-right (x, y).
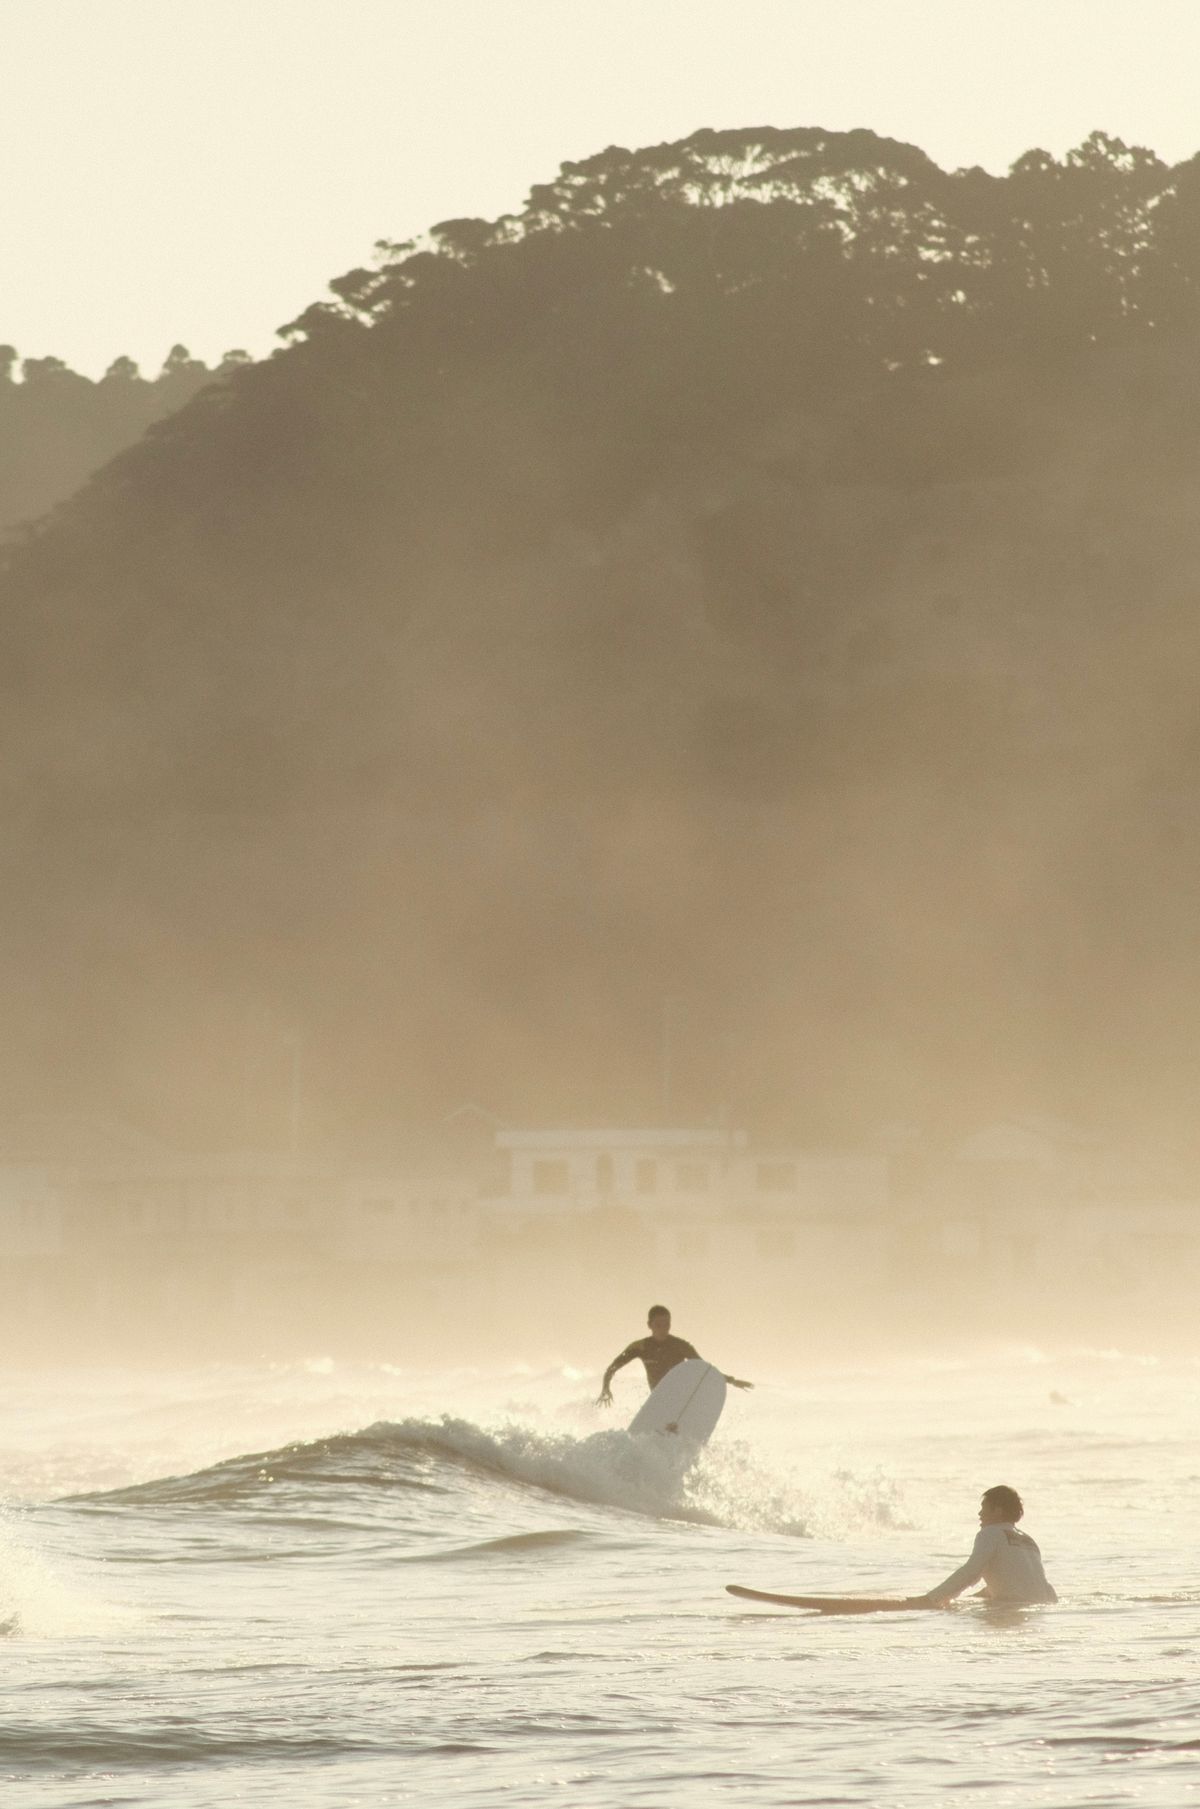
top-left (5, 0), bottom-right (1200, 376)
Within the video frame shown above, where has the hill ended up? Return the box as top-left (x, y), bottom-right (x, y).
top-left (4, 126), bottom-right (1200, 1148)
top-left (0, 346), bottom-right (242, 535)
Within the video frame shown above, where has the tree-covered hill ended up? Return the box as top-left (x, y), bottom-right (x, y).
top-left (5, 126), bottom-right (1200, 1149)
top-left (0, 347), bottom-right (245, 536)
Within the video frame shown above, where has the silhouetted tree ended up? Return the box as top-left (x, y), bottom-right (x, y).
top-left (3, 125), bottom-right (1200, 1147)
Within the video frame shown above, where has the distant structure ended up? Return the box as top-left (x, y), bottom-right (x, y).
top-left (0, 1111), bottom-right (1195, 1357)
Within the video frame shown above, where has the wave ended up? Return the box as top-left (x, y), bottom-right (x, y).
top-left (0, 1725), bottom-right (384, 1770)
top-left (64, 1416), bottom-right (835, 1537)
top-left (398, 1528), bottom-right (598, 1563)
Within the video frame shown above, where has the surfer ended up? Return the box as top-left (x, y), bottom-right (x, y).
top-left (728, 1484), bottom-right (1056, 1614)
top-left (596, 1304), bottom-right (752, 1405)
top-left (911, 1485), bottom-right (1057, 1606)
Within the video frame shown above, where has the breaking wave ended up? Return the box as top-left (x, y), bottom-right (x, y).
top-left (62, 1416), bottom-right (853, 1537)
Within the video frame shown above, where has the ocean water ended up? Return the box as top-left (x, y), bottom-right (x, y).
top-left (2, 1348), bottom-right (1198, 1807)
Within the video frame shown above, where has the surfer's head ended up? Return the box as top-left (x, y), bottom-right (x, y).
top-left (980, 1485), bottom-right (1023, 1525)
top-left (647, 1305), bottom-right (671, 1337)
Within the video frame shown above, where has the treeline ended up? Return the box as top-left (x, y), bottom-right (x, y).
top-left (282, 124), bottom-right (1200, 454)
top-left (0, 344), bottom-right (247, 534)
top-left (4, 127), bottom-right (1200, 1151)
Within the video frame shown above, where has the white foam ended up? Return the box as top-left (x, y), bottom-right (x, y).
top-left (0, 1506), bottom-right (136, 1639)
top-left (380, 1415), bottom-right (885, 1537)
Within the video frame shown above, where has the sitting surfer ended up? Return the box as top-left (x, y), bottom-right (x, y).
top-left (596, 1304), bottom-right (753, 1405)
top-left (910, 1485), bottom-right (1057, 1607)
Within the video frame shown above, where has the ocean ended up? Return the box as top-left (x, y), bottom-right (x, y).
top-left (2, 1347), bottom-right (1198, 1807)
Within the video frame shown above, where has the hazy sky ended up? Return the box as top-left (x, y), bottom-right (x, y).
top-left (6, 0), bottom-right (1200, 375)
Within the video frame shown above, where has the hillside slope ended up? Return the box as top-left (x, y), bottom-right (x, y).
top-left (4, 127), bottom-right (1200, 1147)
top-left (0, 347), bottom-right (239, 535)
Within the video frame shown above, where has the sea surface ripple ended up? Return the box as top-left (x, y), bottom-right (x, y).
top-left (1, 1351), bottom-right (1198, 1807)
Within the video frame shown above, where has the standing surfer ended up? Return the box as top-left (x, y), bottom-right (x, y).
top-left (596, 1304), bottom-right (753, 1404)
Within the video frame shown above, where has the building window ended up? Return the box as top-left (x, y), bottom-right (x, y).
top-left (533, 1159), bottom-right (570, 1195)
top-left (756, 1161), bottom-right (797, 1191)
top-left (675, 1162), bottom-right (710, 1191)
top-left (596, 1154), bottom-right (614, 1193)
top-left (635, 1159), bottom-right (657, 1193)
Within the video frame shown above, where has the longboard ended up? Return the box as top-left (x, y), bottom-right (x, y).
top-left (726, 1584), bottom-right (939, 1614)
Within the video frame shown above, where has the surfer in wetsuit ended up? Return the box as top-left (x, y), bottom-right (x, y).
top-left (595, 1304), bottom-right (753, 1404)
top-left (910, 1485), bottom-right (1057, 1606)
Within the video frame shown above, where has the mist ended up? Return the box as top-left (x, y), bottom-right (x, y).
top-left (9, 86), bottom-right (1200, 1809)
top-left (4, 126), bottom-right (1200, 1365)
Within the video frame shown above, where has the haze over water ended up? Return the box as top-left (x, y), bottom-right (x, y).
top-left (8, 4), bottom-right (1200, 1803)
top-left (2, 1347), bottom-right (1198, 1807)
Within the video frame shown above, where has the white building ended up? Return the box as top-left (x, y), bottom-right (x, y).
top-left (493, 1127), bottom-right (741, 1215)
top-left (491, 1126), bottom-right (887, 1215)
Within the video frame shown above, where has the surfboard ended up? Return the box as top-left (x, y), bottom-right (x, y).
top-left (726, 1585), bottom-right (939, 1614)
top-left (628, 1359), bottom-right (727, 1442)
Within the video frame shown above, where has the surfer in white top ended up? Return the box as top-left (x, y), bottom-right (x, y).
top-left (911, 1485), bottom-right (1057, 1607)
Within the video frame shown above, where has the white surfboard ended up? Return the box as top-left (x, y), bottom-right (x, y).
top-left (627, 1358), bottom-right (727, 1443)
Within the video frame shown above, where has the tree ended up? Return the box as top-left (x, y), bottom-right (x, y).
top-left (102, 355), bottom-right (143, 384)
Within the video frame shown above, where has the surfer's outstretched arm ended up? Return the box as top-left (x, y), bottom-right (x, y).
top-left (596, 1344), bottom-right (639, 1406)
top-left (926, 1539), bottom-right (991, 1604)
top-left (913, 1528), bottom-right (994, 1605)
